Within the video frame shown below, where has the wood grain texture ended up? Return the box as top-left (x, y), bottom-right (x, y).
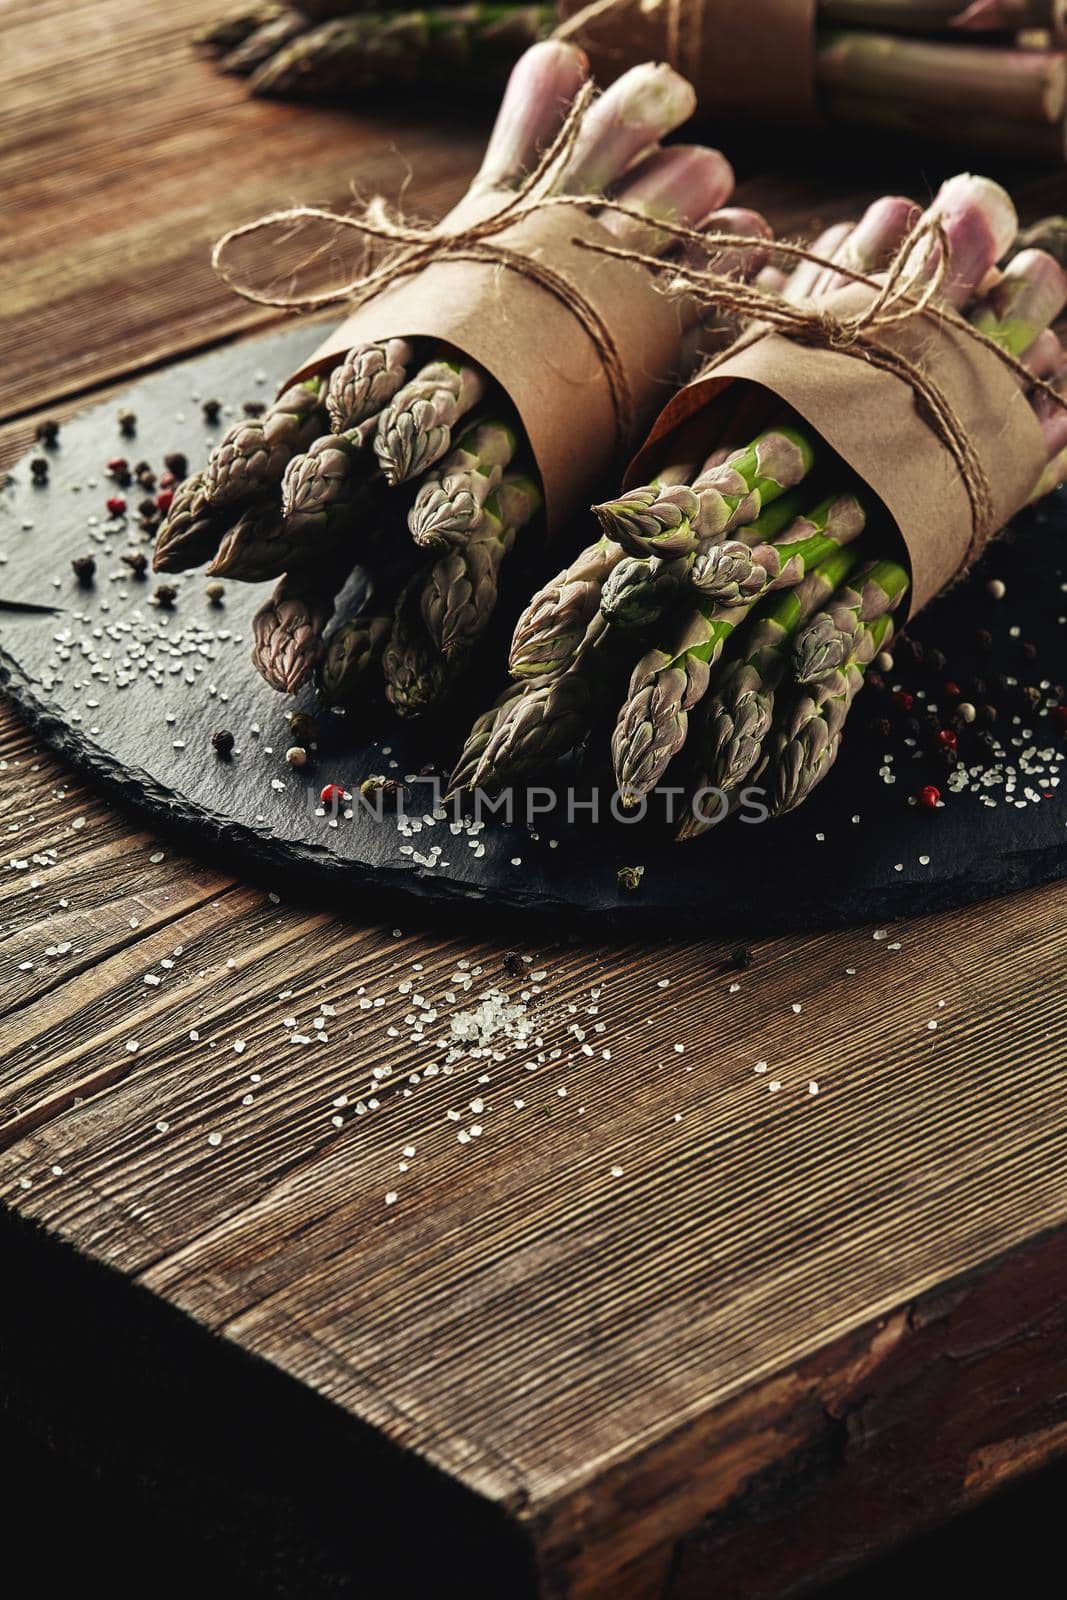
top-left (3, 4), bottom-right (1067, 1597)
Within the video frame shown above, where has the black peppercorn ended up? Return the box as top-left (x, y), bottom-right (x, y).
top-left (71, 555), bottom-right (96, 585)
top-left (153, 584), bottom-right (177, 608)
top-left (164, 452), bottom-right (188, 479)
top-left (288, 711), bottom-right (318, 746)
top-left (121, 551), bottom-right (148, 576)
top-left (138, 497), bottom-right (158, 519)
top-left (502, 952), bottom-right (524, 977)
top-left (30, 457), bottom-right (49, 483)
top-left (117, 408), bottom-right (137, 437)
top-left (202, 399), bottom-right (222, 424)
top-left (211, 729), bottom-right (235, 758)
top-left (35, 418), bottom-right (60, 446)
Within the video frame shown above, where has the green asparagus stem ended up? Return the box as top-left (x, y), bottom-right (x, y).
top-left (611, 600), bottom-right (749, 807)
top-left (678, 545), bottom-right (861, 837)
top-left (207, 503), bottom-right (300, 582)
top-left (152, 473), bottom-right (224, 573)
top-left (251, 567), bottom-right (341, 694)
top-left (465, 614), bottom-right (628, 790)
top-left (970, 248), bottom-right (1067, 359)
top-left (446, 679), bottom-right (527, 795)
top-left (220, 9), bottom-right (308, 74)
top-left (595, 428), bottom-right (819, 559)
top-left (420, 475), bottom-right (541, 655)
top-left (792, 558), bottom-right (910, 683)
top-left (374, 358), bottom-right (487, 486)
top-left (326, 338), bottom-right (414, 434)
top-left (689, 490), bottom-right (867, 605)
top-left (194, 2), bottom-right (286, 55)
top-left (600, 553), bottom-right (693, 630)
top-left (769, 612), bottom-right (895, 816)
top-left (382, 578), bottom-right (448, 715)
top-left (279, 417), bottom-right (377, 542)
top-left (507, 535), bottom-right (625, 680)
top-left (817, 34), bottom-right (1067, 127)
top-left (317, 611), bottom-right (392, 708)
top-left (408, 420), bottom-right (518, 547)
top-left (249, 7), bottom-right (557, 99)
top-left (202, 377), bottom-right (326, 511)
top-left (593, 479), bottom-right (701, 560)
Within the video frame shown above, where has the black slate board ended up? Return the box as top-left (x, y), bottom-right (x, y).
top-left (2, 327), bottom-right (1065, 932)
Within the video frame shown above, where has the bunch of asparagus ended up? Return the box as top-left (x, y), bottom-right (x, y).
top-left (198, 0), bottom-right (1067, 159)
top-left (155, 43), bottom-right (769, 710)
top-left (451, 172), bottom-right (1067, 829)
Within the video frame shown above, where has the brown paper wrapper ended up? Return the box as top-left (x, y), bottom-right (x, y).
top-left (558, 0), bottom-right (819, 121)
top-left (284, 201), bottom-right (689, 537)
top-left (626, 292), bottom-right (1048, 619)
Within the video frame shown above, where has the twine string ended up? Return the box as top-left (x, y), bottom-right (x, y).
top-left (213, 79), bottom-right (1067, 575)
top-left (573, 208), bottom-right (1067, 572)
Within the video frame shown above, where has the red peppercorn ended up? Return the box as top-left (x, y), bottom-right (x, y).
top-left (159, 470), bottom-right (177, 490)
top-left (320, 783), bottom-right (346, 806)
top-left (105, 495), bottom-right (127, 516)
top-left (894, 690), bottom-right (914, 712)
top-left (155, 489), bottom-right (174, 514)
top-left (936, 729), bottom-right (958, 752)
top-left (107, 456), bottom-right (128, 474)
top-left (943, 681), bottom-right (961, 699)
top-left (917, 784), bottom-right (941, 810)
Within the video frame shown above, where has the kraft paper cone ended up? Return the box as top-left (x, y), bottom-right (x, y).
top-left (626, 290), bottom-right (1048, 619)
top-left (558, 0), bottom-right (819, 121)
top-left (284, 203), bottom-right (690, 538)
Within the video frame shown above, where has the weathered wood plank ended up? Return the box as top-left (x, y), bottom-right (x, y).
top-left (4, 3), bottom-right (1067, 1595)
top-left (0, 0), bottom-right (482, 422)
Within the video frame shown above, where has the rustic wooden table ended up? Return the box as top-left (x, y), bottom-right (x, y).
top-left (3, 5), bottom-right (1067, 1597)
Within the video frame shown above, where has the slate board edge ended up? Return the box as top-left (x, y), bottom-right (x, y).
top-left (5, 647), bottom-right (1065, 938)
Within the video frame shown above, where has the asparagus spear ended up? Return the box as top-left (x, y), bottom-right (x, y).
top-left (679, 544), bottom-right (861, 836)
top-left (202, 378), bottom-right (327, 510)
top-left (326, 338), bottom-right (415, 434)
top-left (689, 490), bottom-right (867, 605)
top-left (769, 612), bottom-right (895, 816)
top-left (251, 567), bottom-right (344, 694)
top-left (468, 37), bottom-right (591, 196)
top-left (408, 420), bottom-right (518, 547)
top-left (220, 9), bottom-right (308, 73)
top-left (599, 488), bottom-right (814, 628)
top-left (612, 600), bottom-right (749, 808)
top-left (317, 612), bottom-right (392, 709)
top-left (374, 358), bottom-right (488, 486)
top-left (279, 416), bottom-right (378, 543)
top-left (420, 475), bottom-right (542, 655)
top-left (969, 248), bottom-right (1067, 359)
top-left (382, 577), bottom-right (448, 715)
top-left (250, 7), bottom-right (558, 99)
top-left (817, 34), bottom-right (1067, 127)
top-left (599, 553), bottom-right (693, 630)
top-left (465, 615), bottom-right (624, 789)
top-left (793, 558), bottom-right (911, 684)
top-left (194, 3), bottom-right (287, 55)
top-left (207, 502), bottom-right (301, 582)
top-left (447, 678), bottom-right (529, 794)
top-left (593, 479), bottom-right (701, 560)
top-left (596, 428), bottom-right (819, 558)
top-left (507, 534), bottom-right (625, 680)
top-left (152, 473), bottom-right (225, 574)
